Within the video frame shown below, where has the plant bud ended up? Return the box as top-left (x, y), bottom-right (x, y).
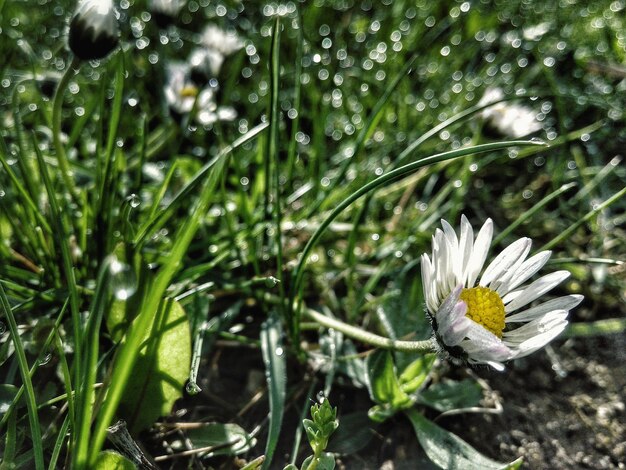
top-left (69, 0), bottom-right (120, 61)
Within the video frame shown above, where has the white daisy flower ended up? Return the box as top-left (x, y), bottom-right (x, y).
top-left (163, 62), bottom-right (237, 126)
top-left (421, 215), bottom-right (583, 371)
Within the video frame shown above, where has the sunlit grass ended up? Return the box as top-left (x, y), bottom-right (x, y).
top-left (0, 0), bottom-right (624, 468)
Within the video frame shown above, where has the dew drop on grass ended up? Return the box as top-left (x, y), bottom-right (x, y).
top-left (186, 381), bottom-right (202, 395)
top-left (39, 352), bottom-right (52, 366)
top-left (275, 347), bottom-right (284, 356)
top-left (108, 258), bottom-right (137, 301)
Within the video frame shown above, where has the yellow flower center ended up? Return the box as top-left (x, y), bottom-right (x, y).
top-left (460, 287), bottom-right (506, 338)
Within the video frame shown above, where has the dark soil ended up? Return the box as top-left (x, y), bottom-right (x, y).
top-left (156, 331), bottom-right (626, 469)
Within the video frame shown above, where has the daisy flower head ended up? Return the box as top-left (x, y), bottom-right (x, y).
top-left (69, 0), bottom-right (120, 61)
top-left (421, 215), bottom-right (583, 371)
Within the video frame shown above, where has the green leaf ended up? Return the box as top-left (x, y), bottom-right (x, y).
top-left (365, 350), bottom-right (412, 409)
top-left (182, 423), bottom-right (256, 457)
top-left (416, 379), bottom-right (482, 412)
top-left (93, 450), bottom-right (137, 470)
top-left (260, 312), bottom-right (287, 469)
top-left (405, 408), bottom-right (523, 470)
top-left (301, 453), bottom-right (335, 470)
top-left (118, 298), bottom-right (191, 433)
top-left (106, 300), bottom-right (129, 344)
top-left (0, 384), bottom-right (19, 414)
top-left (399, 354), bottom-right (436, 395)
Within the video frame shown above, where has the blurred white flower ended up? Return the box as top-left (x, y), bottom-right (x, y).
top-left (200, 24), bottom-right (244, 57)
top-left (190, 24), bottom-right (244, 82)
top-left (149, 0), bottom-right (185, 28)
top-left (478, 88), bottom-right (542, 138)
top-left (523, 22), bottom-right (551, 41)
top-left (421, 215), bottom-right (583, 370)
top-left (164, 62), bottom-right (196, 114)
top-left (69, 0), bottom-right (119, 61)
top-left (164, 62), bottom-right (237, 125)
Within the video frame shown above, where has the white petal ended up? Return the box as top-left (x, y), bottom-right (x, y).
top-left (441, 219), bottom-right (462, 285)
top-left (506, 295), bottom-right (583, 323)
top-left (502, 311), bottom-right (568, 342)
top-left (458, 215), bottom-right (474, 284)
top-left (461, 322), bottom-right (512, 362)
top-left (509, 321), bottom-right (568, 359)
top-left (491, 242), bottom-right (532, 293)
top-left (421, 254), bottom-right (437, 314)
top-left (497, 251), bottom-right (552, 295)
top-left (440, 302), bottom-right (472, 346)
top-left (504, 270), bottom-right (571, 312)
top-left (435, 284), bottom-right (463, 329)
top-left (465, 218), bottom-right (493, 287)
top-left (480, 238), bottom-right (531, 287)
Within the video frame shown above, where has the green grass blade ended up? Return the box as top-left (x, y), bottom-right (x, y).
top-left (493, 182), bottom-right (577, 245)
top-left (539, 186), bottom-right (626, 251)
top-left (0, 283), bottom-right (44, 470)
top-left (132, 121), bottom-right (268, 247)
top-left (88, 149), bottom-right (229, 467)
top-left (260, 312), bottom-right (287, 470)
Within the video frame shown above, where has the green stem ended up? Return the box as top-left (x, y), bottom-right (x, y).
top-left (52, 55), bottom-right (81, 204)
top-left (304, 307), bottom-right (436, 353)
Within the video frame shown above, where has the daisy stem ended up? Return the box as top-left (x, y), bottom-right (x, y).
top-left (52, 55), bottom-right (81, 206)
top-left (304, 307), bottom-right (437, 353)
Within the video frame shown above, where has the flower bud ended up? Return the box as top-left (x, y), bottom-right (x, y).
top-left (149, 0), bottom-right (184, 28)
top-left (69, 0), bottom-right (120, 61)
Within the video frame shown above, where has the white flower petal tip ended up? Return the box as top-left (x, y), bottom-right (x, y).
top-left (421, 215), bottom-right (583, 370)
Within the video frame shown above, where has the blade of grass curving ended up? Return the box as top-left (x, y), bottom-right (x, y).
top-left (0, 283), bottom-right (44, 470)
top-left (538, 186), bottom-right (626, 252)
top-left (260, 312), bottom-right (287, 470)
top-left (88, 150), bottom-right (229, 468)
top-left (493, 182), bottom-right (577, 245)
top-left (132, 121), bottom-right (268, 247)
top-left (288, 140), bottom-right (545, 342)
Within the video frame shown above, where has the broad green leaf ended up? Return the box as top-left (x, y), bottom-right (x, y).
top-left (181, 423), bottom-right (256, 457)
top-left (93, 450), bottom-right (137, 470)
top-left (301, 453), bottom-right (335, 470)
top-left (416, 379), bottom-right (482, 412)
top-left (405, 408), bottom-right (523, 470)
top-left (365, 350), bottom-right (412, 409)
top-left (260, 311), bottom-right (286, 470)
top-left (118, 298), bottom-right (191, 433)
top-left (106, 300), bottom-right (128, 344)
top-left (0, 384), bottom-right (19, 414)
